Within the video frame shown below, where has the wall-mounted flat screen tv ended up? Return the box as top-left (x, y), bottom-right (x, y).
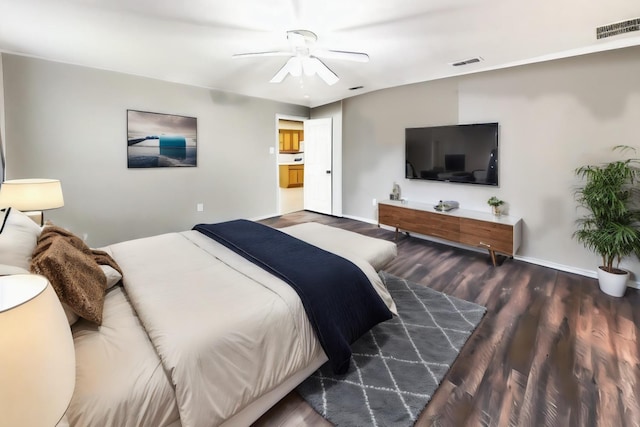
top-left (405, 122), bottom-right (498, 186)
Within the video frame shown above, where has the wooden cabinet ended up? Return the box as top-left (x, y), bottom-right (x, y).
top-left (279, 129), bottom-right (304, 153)
top-left (378, 200), bottom-right (522, 266)
top-left (279, 164), bottom-right (304, 188)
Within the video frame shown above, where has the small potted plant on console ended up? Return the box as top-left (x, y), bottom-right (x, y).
top-left (574, 145), bottom-right (640, 297)
top-left (487, 196), bottom-right (504, 216)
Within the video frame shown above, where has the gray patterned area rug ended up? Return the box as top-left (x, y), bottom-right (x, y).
top-left (297, 271), bottom-right (486, 427)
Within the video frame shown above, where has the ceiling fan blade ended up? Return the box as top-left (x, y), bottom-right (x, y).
top-left (270, 56), bottom-right (304, 83)
top-left (314, 49), bottom-right (370, 63)
top-left (311, 58), bottom-right (339, 86)
top-left (269, 61), bottom-right (291, 83)
top-left (232, 51), bottom-right (293, 59)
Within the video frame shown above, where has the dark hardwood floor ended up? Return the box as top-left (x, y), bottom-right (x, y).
top-left (254, 211), bottom-right (640, 427)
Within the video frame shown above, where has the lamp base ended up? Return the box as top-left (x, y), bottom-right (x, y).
top-left (23, 211), bottom-right (44, 226)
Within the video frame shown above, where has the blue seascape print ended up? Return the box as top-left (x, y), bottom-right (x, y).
top-left (127, 110), bottom-right (197, 168)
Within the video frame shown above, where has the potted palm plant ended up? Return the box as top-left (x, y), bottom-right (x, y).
top-left (574, 145), bottom-right (640, 297)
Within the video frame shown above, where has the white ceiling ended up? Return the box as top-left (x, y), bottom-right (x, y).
top-left (0, 0), bottom-right (639, 108)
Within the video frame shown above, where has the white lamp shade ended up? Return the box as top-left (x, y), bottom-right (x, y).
top-left (0, 179), bottom-right (65, 211)
top-left (0, 274), bottom-right (76, 427)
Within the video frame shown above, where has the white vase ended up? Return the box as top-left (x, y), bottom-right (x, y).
top-left (596, 266), bottom-right (628, 297)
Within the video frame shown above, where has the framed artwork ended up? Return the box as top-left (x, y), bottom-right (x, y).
top-left (127, 110), bottom-right (197, 168)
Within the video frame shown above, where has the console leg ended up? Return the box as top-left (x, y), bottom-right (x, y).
top-left (489, 250), bottom-right (497, 267)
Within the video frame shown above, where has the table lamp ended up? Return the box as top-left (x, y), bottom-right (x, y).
top-left (0, 274), bottom-right (76, 427)
top-left (0, 179), bottom-right (65, 225)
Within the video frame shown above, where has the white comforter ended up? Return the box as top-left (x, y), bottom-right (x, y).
top-left (107, 229), bottom-right (394, 427)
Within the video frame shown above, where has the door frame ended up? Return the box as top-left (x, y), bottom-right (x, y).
top-left (275, 114), bottom-right (308, 215)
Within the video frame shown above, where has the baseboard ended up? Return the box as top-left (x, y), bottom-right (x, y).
top-left (250, 212), bottom-right (280, 221)
top-left (514, 255), bottom-right (640, 289)
top-left (342, 214), bottom-right (378, 225)
top-left (514, 255), bottom-right (596, 279)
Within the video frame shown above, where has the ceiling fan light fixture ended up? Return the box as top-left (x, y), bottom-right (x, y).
top-left (288, 57), bottom-right (303, 77)
top-left (302, 57), bottom-right (317, 76)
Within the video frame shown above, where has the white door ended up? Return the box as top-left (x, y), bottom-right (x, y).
top-left (303, 118), bottom-right (332, 215)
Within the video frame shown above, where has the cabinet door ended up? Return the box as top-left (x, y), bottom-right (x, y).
top-left (279, 165), bottom-right (288, 188)
top-left (418, 212), bottom-right (460, 241)
top-left (279, 132), bottom-right (284, 152)
top-left (378, 204), bottom-right (405, 228)
top-left (459, 219), bottom-right (513, 255)
top-left (283, 131), bottom-right (292, 151)
top-left (291, 166), bottom-right (303, 186)
top-left (292, 132), bottom-right (300, 152)
top-left (379, 204), bottom-right (459, 240)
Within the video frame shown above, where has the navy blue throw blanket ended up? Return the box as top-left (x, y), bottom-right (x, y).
top-left (193, 220), bottom-right (393, 374)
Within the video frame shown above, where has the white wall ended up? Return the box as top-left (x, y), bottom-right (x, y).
top-left (2, 54), bottom-right (308, 246)
top-left (342, 46), bottom-right (640, 280)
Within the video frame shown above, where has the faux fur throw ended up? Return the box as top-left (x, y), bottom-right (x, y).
top-left (30, 224), bottom-right (122, 325)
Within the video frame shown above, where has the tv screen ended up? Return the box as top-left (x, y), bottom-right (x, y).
top-left (405, 123), bottom-right (498, 186)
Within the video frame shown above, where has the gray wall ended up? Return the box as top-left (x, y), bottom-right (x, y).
top-left (343, 78), bottom-right (459, 219)
top-left (2, 54), bottom-right (308, 246)
top-left (342, 46), bottom-right (640, 280)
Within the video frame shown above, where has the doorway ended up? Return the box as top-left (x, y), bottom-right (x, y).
top-left (277, 116), bottom-right (306, 215)
top-left (275, 114), bottom-right (335, 216)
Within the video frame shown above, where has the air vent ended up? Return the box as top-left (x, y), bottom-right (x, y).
top-left (597, 18), bottom-right (639, 39)
top-left (450, 57), bottom-right (484, 67)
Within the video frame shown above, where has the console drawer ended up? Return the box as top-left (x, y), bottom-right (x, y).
top-left (379, 204), bottom-right (460, 241)
top-left (418, 212), bottom-right (460, 241)
top-left (378, 204), bottom-right (406, 228)
top-left (459, 218), bottom-right (514, 255)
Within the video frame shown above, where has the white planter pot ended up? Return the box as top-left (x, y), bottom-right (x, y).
top-left (596, 267), bottom-right (628, 297)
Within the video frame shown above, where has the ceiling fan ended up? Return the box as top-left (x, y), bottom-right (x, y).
top-left (232, 30), bottom-right (369, 86)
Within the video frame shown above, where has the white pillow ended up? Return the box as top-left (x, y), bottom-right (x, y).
top-left (101, 264), bottom-right (123, 290)
top-left (63, 304), bottom-right (80, 326)
top-left (0, 263), bottom-right (30, 275)
top-left (0, 208), bottom-right (42, 270)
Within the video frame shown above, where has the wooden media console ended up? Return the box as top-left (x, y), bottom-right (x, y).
top-left (378, 200), bottom-right (522, 266)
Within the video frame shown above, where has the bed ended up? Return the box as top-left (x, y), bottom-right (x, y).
top-left (1, 211), bottom-right (398, 427)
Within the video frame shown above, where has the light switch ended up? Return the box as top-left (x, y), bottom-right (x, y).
top-left (197, 203), bottom-right (204, 212)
